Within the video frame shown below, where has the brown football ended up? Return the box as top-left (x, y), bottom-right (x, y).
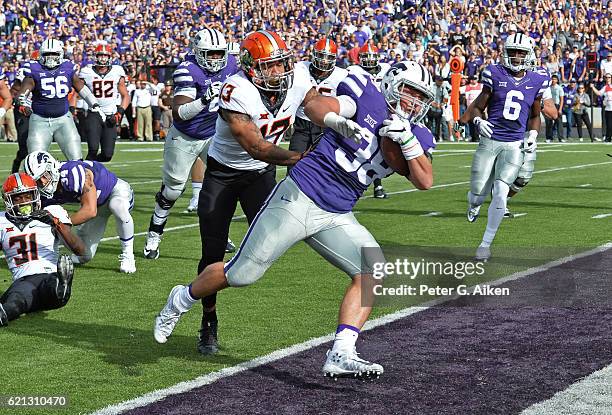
top-left (380, 136), bottom-right (410, 177)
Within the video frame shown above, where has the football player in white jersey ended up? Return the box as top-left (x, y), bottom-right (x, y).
top-left (348, 42), bottom-right (391, 199)
top-left (79, 44), bottom-right (130, 162)
top-left (18, 38), bottom-right (106, 160)
top-left (0, 173), bottom-right (85, 326)
top-left (194, 30), bottom-right (319, 354)
top-left (288, 37), bottom-right (347, 164)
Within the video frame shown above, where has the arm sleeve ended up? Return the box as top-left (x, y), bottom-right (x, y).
top-left (481, 65), bottom-right (493, 90)
top-left (61, 163), bottom-right (87, 194)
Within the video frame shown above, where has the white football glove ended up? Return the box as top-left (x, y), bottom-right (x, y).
top-left (379, 114), bottom-right (424, 161)
top-left (201, 81), bottom-right (223, 104)
top-left (474, 116), bottom-right (493, 139)
top-left (522, 129), bottom-right (538, 153)
top-left (323, 112), bottom-right (364, 143)
top-left (90, 104), bottom-right (107, 122)
top-left (18, 92), bottom-right (32, 116)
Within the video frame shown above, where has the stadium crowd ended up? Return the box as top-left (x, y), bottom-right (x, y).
top-left (0, 0), bottom-right (611, 142)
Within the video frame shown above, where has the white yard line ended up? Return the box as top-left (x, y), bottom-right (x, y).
top-left (90, 243), bottom-right (612, 415)
top-left (521, 364), bottom-right (612, 415)
top-left (592, 213), bottom-right (612, 219)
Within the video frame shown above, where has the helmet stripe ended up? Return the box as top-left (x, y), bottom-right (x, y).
top-left (260, 30), bottom-right (279, 51)
top-left (14, 173), bottom-right (22, 188)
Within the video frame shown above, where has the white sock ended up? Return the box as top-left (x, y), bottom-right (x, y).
top-left (331, 325), bottom-right (360, 352)
top-left (120, 237), bottom-right (134, 256)
top-left (482, 181), bottom-right (509, 247)
top-left (174, 285), bottom-right (198, 313)
top-left (191, 182), bottom-right (202, 202)
top-left (468, 191), bottom-right (485, 207)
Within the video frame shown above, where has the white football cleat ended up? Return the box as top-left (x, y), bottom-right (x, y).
top-left (119, 253), bottom-right (136, 274)
top-left (503, 207), bottom-right (513, 218)
top-left (322, 348), bottom-right (383, 380)
top-left (467, 204), bottom-right (481, 223)
top-left (144, 231), bottom-right (161, 260)
top-left (154, 285), bottom-right (185, 344)
top-left (475, 245), bottom-right (491, 261)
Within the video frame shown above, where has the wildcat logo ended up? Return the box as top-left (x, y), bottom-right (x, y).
top-left (37, 152), bottom-right (50, 164)
top-left (498, 81), bottom-right (507, 87)
top-left (364, 114), bottom-right (377, 128)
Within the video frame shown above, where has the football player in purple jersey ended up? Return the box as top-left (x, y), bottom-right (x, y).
top-left (459, 33), bottom-right (549, 260)
top-left (153, 61), bottom-right (436, 379)
top-left (17, 39), bottom-right (105, 161)
top-left (24, 151), bottom-right (136, 273)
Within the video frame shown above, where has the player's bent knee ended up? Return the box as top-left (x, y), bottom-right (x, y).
top-left (225, 256), bottom-right (267, 287)
top-left (156, 185), bottom-right (183, 209)
top-left (510, 177), bottom-right (529, 193)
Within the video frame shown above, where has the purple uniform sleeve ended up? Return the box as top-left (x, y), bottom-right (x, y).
top-left (61, 161), bottom-right (87, 194)
top-left (481, 65), bottom-right (494, 90)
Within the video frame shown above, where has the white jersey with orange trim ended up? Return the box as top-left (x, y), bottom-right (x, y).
top-left (79, 64), bottom-right (126, 115)
top-left (347, 62), bottom-right (391, 90)
top-left (208, 63), bottom-right (312, 170)
top-left (295, 61), bottom-right (347, 120)
top-left (0, 205), bottom-right (72, 281)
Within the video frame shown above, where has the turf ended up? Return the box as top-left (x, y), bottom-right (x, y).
top-left (0, 141), bottom-right (610, 415)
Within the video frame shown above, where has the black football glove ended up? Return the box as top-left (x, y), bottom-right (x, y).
top-left (31, 209), bottom-right (57, 226)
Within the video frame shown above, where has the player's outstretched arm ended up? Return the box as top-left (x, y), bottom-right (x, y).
top-left (527, 96), bottom-right (542, 133)
top-left (219, 108), bottom-right (304, 166)
top-left (55, 221), bottom-right (86, 256)
top-left (70, 170), bottom-right (98, 226)
top-left (406, 156), bottom-right (433, 190)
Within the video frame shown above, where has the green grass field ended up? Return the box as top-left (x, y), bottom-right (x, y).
top-left (1, 141), bottom-right (610, 414)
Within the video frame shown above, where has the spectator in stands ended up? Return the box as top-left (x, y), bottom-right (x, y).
top-left (546, 75), bottom-right (565, 143)
top-left (572, 84), bottom-right (597, 142)
top-left (563, 79), bottom-right (577, 139)
top-left (132, 80), bottom-right (153, 142)
top-left (591, 75), bottom-right (612, 142)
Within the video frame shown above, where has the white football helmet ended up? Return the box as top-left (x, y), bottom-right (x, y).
top-left (381, 61), bottom-right (435, 124)
top-left (190, 29), bottom-right (228, 72)
top-left (502, 33), bottom-right (535, 73)
top-left (39, 38), bottom-right (64, 69)
top-left (24, 151), bottom-right (61, 198)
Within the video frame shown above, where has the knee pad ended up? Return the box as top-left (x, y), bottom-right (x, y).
top-left (155, 185), bottom-right (183, 209)
top-left (510, 176), bottom-right (529, 194)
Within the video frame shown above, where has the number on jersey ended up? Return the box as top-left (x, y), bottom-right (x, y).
top-left (41, 76), bottom-right (70, 98)
top-left (502, 91), bottom-right (524, 121)
top-left (9, 234), bottom-right (38, 266)
top-left (92, 80), bottom-right (114, 98)
top-left (260, 117), bottom-right (292, 144)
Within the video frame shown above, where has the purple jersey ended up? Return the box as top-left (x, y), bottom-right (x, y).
top-left (23, 60), bottom-right (76, 118)
top-left (481, 64), bottom-right (549, 142)
top-left (290, 72), bottom-right (435, 213)
top-left (172, 54), bottom-right (239, 140)
top-left (44, 160), bottom-right (118, 206)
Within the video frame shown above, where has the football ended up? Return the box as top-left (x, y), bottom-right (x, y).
top-left (381, 136), bottom-right (410, 177)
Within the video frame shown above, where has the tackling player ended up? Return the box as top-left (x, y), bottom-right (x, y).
top-left (24, 151), bottom-right (136, 274)
top-left (288, 37), bottom-right (347, 162)
top-left (459, 34), bottom-right (549, 260)
top-left (192, 30), bottom-right (319, 355)
top-left (153, 61), bottom-right (435, 379)
top-left (18, 39), bottom-right (106, 160)
top-left (79, 44), bottom-right (130, 162)
top-left (348, 42), bottom-right (391, 199)
top-left (144, 29), bottom-right (239, 260)
top-left (0, 173), bottom-right (85, 326)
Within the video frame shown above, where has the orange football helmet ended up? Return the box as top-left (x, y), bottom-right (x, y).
top-left (359, 43), bottom-right (380, 69)
top-left (31, 50), bottom-right (40, 61)
top-left (94, 44), bottom-right (112, 67)
top-left (2, 173), bottom-right (41, 217)
top-left (239, 30), bottom-right (294, 92)
top-left (312, 37), bottom-right (337, 72)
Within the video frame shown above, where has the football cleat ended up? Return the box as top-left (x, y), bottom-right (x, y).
top-left (504, 207), bottom-right (513, 218)
top-left (119, 253), bottom-right (136, 274)
top-left (225, 238), bottom-right (236, 253)
top-left (322, 348), bottom-right (384, 380)
top-left (154, 285), bottom-right (185, 344)
top-left (475, 245), bottom-right (491, 261)
top-left (0, 303), bottom-right (8, 327)
top-left (373, 186), bottom-right (389, 199)
top-left (467, 204), bottom-right (481, 223)
top-left (197, 319), bottom-right (219, 355)
top-left (144, 231), bottom-right (161, 259)
top-left (56, 254), bottom-right (74, 301)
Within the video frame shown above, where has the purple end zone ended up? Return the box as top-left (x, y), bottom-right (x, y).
top-left (125, 250), bottom-right (612, 415)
